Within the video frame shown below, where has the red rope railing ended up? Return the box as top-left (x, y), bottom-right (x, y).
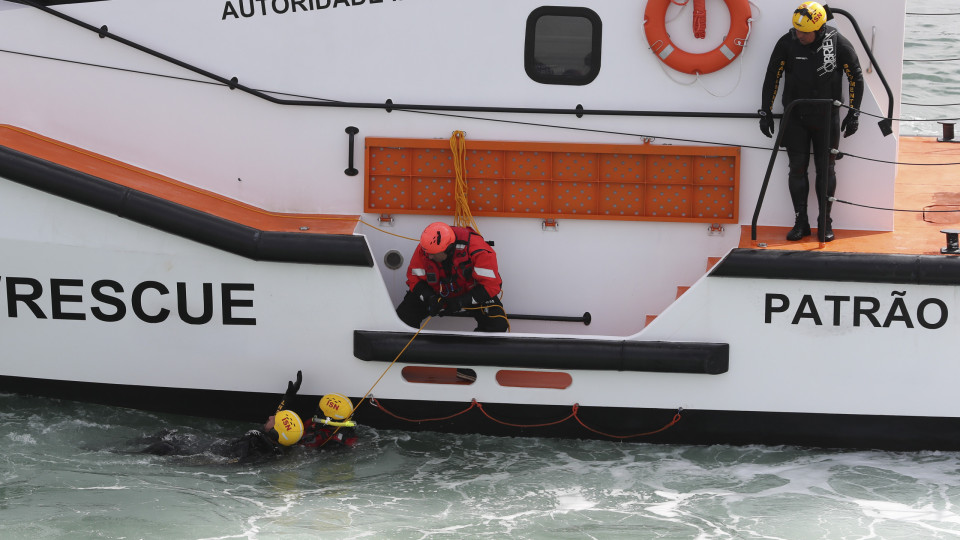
top-left (369, 398), bottom-right (683, 440)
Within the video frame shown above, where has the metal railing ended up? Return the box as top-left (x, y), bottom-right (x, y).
top-left (751, 99), bottom-right (836, 241)
top-left (830, 7), bottom-right (894, 136)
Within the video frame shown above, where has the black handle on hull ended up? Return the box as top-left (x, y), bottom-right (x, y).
top-left (345, 126), bottom-right (359, 177)
top-left (443, 311), bottom-right (592, 325)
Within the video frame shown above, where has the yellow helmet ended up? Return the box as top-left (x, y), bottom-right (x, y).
top-left (274, 410), bottom-right (304, 446)
top-left (793, 2), bottom-right (826, 32)
top-left (319, 393), bottom-right (354, 421)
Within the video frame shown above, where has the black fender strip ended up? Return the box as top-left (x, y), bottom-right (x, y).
top-left (711, 248), bottom-right (960, 286)
top-left (0, 145), bottom-right (374, 267)
top-left (354, 330), bottom-right (729, 374)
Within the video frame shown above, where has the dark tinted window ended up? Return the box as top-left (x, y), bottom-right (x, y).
top-left (525, 7), bottom-right (602, 86)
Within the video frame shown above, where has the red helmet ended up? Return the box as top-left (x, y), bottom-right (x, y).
top-left (420, 222), bottom-right (455, 254)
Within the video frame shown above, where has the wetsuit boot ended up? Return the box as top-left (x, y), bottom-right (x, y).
top-left (786, 210), bottom-right (811, 241)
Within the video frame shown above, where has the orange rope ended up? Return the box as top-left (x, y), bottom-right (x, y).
top-left (475, 401), bottom-right (576, 428)
top-left (574, 406), bottom-right (683, 439)
top-left (370, 398), bottom-right (683, 439)
top-left (370, 397), bottom-right (478, 423)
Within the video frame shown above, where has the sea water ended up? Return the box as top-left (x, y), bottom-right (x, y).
top-left (4, 392), bottom-right (960, 539)
top-left (4, 1), bottom-right (960, 538)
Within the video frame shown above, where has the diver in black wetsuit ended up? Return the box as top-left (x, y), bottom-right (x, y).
top-left (139, 371), bottom-right (358, 463)
top-left (758, 1), bottom-right (864, 242)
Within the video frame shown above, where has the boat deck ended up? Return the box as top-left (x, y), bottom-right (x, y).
top-left (746, 137), bottom-right (960, 255)
top-left (0, 124), bottom-right (360, 236)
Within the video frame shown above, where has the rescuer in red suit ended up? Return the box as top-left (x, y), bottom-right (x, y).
top-left (396, 222), bottom-right (508, 332)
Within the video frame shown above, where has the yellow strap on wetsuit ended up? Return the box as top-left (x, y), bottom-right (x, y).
top-left (313, 416), bottom-right (356, 428)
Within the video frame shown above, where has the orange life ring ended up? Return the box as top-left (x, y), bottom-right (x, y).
top-left (644, 0), bottom-right (752, 75)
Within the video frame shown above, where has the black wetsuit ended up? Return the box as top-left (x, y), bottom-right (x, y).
top-left (139, 427), bottom-right (285, 463)
top-left (760, 26), bottom-right (863, 225)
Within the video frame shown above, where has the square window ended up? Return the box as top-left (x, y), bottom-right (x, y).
top-left (525, 7), bottom-right (602, 86)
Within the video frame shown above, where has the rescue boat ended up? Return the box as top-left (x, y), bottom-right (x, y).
top-left (0, 0), bottom-right (953, 450)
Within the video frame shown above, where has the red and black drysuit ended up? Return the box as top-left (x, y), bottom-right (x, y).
top-left (396, 226), bottom-right (507, 332)
top-left (299, 419), bottom-right (359, 448)
top-left (760, 25), bottom-right (863, 234)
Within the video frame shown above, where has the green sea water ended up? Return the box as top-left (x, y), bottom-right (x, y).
top-left (4, 393), bottom-right (960, 539)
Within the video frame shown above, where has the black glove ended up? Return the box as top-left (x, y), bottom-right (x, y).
top-left (412, 282), bottom-right (443, 317)
top-left (469, 285), bottom-right (491, 304)
top-left (441, 296), bottom-right (464, 315)
top-left (758, 109), bottom-right (774, 138)
top-left (841, 109), bottom-right (859, 137)
top-left (277, 370), bottom-right (302, 411)
top-left (286, 370), bottom-right (302, 397)
top-left (425, 292), bottom-right (443, 317)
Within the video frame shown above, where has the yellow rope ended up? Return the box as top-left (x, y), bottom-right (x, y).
top-left (352, 316), bottom-right (432, 414)
top-left (450, 131), bottom-right (480, 234)
top-left (357, 219), bottom-right (419, 242)
top-left (318, 316), bottom-right (432, 448)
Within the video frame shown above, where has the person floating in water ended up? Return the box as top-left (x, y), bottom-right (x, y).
top-left (139, 371), bottom-right (358, 463)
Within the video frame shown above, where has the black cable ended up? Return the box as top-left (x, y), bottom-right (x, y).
top-left (0, 48), bottom-right (349, 103)
top-left (839, 151), bottom-right (960, 166)
top-left (833, 198), bottom-right (960, 213)
top-left (865, 111), bottom-right (960, 122)
top-left (903, 101), bottom-right (960, 107)
top-left (1, 50), bottom-right (956, 168)
top-left (906, 12), bottom-right (960, 16)
top-left (0, 46), bottom-right (776, 151)
top-left (904, 58), bottom-right (960, 62)
top-left (840, 103), bottom-right (960, 123)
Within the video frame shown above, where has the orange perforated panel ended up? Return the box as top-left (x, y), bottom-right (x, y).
top-left (412, 177), bottom-right (455, 212)
top-left (554, 181), bottom-right (598, 215)
top-left (647, 184), bottom-right (693, 218)
top-left (599, 182), bottom-right (644, 216)
top-left (468, 178), bottom-right (503, 212)
top-left (504, 180), bottom-right (551, 213)
top-left (467, 149), bottom-right (505, 178)
top-left (507, 150), bottom-right (552, 179)
top-left (412, 148), bottom-right (454, 177)
top-left (365, 138), bottom-right (739, 223)
top-left (368, 175), bottom-right (411, 210)
top-left (600, 154), bottom-right (646, 182)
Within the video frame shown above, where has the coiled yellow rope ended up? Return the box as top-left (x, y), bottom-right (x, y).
top-left (450, 131), bottom-right (480, 234)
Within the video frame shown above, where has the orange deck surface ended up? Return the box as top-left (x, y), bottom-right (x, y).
top-left (0, 124), bottom-right (360, 236)
top-left (744, 137), bottom-right (960, 255)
